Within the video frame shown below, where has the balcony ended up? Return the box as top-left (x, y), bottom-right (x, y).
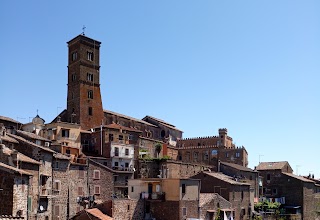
top-left (114, 181), bottom-right (128, 187)
top-left (40, 187), bottom-right (51, 197)
top-left (141, 192), bottom-right (165, 201)
top-left (112, 166), bottom-right (134, 172)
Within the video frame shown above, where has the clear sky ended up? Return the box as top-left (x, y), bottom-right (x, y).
top-left (1, 1), bottom-right (319, 177)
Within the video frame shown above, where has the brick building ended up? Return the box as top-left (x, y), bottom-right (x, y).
top-left (177, 129), bottom-right (248, 170)
top-left (256, 161), bottom-right (319, 219)
top-left (219, 161), bottom-right (259, 203)
top-left (128, 178), bottom-right (201, 220)
top-left (192, 171), bottom-right (251, 220)
top-left (199, 193), bottom-right (233, 220)
top-left (0, 162), bottom-right (31, 219)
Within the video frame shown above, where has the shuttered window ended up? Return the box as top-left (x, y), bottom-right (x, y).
top-left (93, 170), bottom-right (100, 179)
top-left (94, 185), bottom-right (100, 195)
top-left (78, 186), bottom-right (83, 196)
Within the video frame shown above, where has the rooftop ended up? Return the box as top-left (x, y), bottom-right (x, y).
top-left (220, 161), bottom-right (256, 172)
top-left (8, 133), bottom-right (55, 153)
top-left (283, 172), bottom-right (315, 183)
top-left (0, 116), bottom-right (21, 124)
top-left (16, 130), bottom-right (50, 142)
top-left (104, 110), bottom-right (157, 127)
top-left (0, 162), bottom-right (32, 176)
top-left (203, 172), bottom-right (251, 186)
top-left (256, 161), bottom-right (289, 171)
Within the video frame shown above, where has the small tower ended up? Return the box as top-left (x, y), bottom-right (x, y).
top-left (218, 128), bottom-right (228, 147)
top-left (66, 34), bottom-right (104, 130)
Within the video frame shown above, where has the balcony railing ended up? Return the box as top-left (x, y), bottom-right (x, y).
top-left (112, 166), bottom-right (134, 172)
top-left (141, 192), bottom-right (165, 201)
top-left (40, 187), bottom-right (52, 197)
top-left (114, 181), bottom-right (128, 187)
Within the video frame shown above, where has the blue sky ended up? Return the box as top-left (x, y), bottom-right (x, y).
top-left (1, 1), bottom-right (319, 176)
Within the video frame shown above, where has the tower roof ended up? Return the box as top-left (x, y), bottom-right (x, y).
top-left (67, 34), bottom-right (101, 45)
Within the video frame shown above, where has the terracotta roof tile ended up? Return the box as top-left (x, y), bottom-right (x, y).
top-left (203, 172), bottom-right (251, 186)
top-left (0, 162), bottom-right (32, 176)
top-left (86, 208), bottom-right (113, 220)
top-left (104, 110), bottom-right (157, 127)
top-left (283, 172), bottom-right (315, 183)
top-left (1, 135), bottom-right (19, 144)
top-left (8, 133), bottom-right (55, 153)
top-left (220, 161), bottom-right (256, 172)
top-left (256, 161), bottom-right (289, 170)
top-left (0, 116), bottom-right (21, 124)
top-left (16, 130), bottom-right (50, 142)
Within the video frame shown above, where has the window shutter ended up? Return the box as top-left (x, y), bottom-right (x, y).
top-left (93, 170), bottom-right (100, 179)
top-left (94, 185), bottom-right (100, 194)
top-left (78, 186), bottom-right (83, 196)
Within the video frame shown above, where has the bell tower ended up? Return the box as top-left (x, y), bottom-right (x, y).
top-left (66, 34), bottom-right (104, 130)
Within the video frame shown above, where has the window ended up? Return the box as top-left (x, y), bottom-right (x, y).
top-left (88, 107), bottom-right (93, 116)
top-left (182, 184), bottom-right (186, 194)
top-left (87, 73), bottom-right (94, 81)
top-left (54, 205), bottom-right (60, 217)
top-left (204, 152), bottom-right (209, 160)
top-left (72, 52), bottom-right (77, 61)
top-left (106, 134), bottom-right (113, 142)
top-left (78, 186), bottom-right (83, 196)
top-left (182, 207), bottom-right (187, 216)
top-left (125, 149), bottom-right (129, 156)
top-left (72, 73), bottom-right (76, 81)
top-left (267, 174), bottom-right (271, 181)
top-left (128, 134), bottom-right (133, 140)
top-left (127, 205), bottom-right (130, 211)
top-left (93, 170), bottom-right (100, 179)
top-left (241, 191), bottom-right (244, 200)
top-left (226, 152), bottom-right (229, 158)
top-left (79, 167), bottom-right (84, 178)
top-left (114, 161), bottom-right (119, 167)
top-left (87, 51), bottom-right (94, 61)
top-left (194, 152), bottom-right (198, 161)
top-left (94, 185), bottom-right (100, 195)
top-left (88, 90), bottom-right (93, 99)
top-left (61, 129), bottom-right (69, 138)
top-left (119, 135), bottom-right (123, 140)
top-left (66, 149), bottom-right (71, 155)
top-left (54, 161), bottom-right (59, 169)
top-left (273, 188), bottom-right (277, 195)
top-left (53, 180), bottom-right (61, 192)
top-left (114, 147), bottom-right (119, 156)
top-left (236, 152), bottom-right (240, 158)
top-left (125, 162), bottom-right (129, 168)
top-left (114, 176), bottom-right (118, 182)
top-left (131, 186), bottom-right (134, 192)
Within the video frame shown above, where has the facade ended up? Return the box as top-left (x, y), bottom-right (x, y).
top-left (192, 171), bottom-right (251, 220)
top-left (219, 161), bottom-right (259, 202)
top-left (128, 178), bottom-right (201, 220)
top-left (256, 161), bottom-right (319, 219)
top-left (199, 193), bottom-right (233, 220)
top-left (177, 129), bottom-right (248, 170)
top-left (0, 162), bottom-right (31, 219)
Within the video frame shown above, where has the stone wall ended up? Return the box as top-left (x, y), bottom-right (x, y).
top-left (88, 160), bottom-right (114, 202)
top-left (199, 193), bottom-right (232, 220)
top-left (68, 164), bottom-right (88, 217)
top-left (112, 199), bottom-right (144, 220)
top-left (12, 175), bottom-right (29, 219)
top-left (0, 171), bottom-right (14, 215)
top-left (52, 158), bottom-right (70, 220)
top-left (149, 201), bottom-right (180, 220)
top-left (180, 200), bottom-right (199, 219)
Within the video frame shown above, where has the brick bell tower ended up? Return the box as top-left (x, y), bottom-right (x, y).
top-left (66, 34), bottom-right (104, 130)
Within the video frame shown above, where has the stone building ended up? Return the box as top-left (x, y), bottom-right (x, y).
top-left (219, 161), bottom-right (259, 203)
top-left (177, 128), bottom-right (248, 170)
top-left (256, 161), bottom-right (319, 219)
top-left (0, 162), bottom-right (31, 219)
top-left (192, 171), bottom-right (251, 220)
top-left (52, 153), bottom-right (71, 220)
top-left (199, 193), bottom-right (233, 220)
top-left (7, 133), bottom-right (55, 220)
top-left (128, 178), bottom-right (201, 220)
top-left (87, 159), bottom-right (114, 203)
